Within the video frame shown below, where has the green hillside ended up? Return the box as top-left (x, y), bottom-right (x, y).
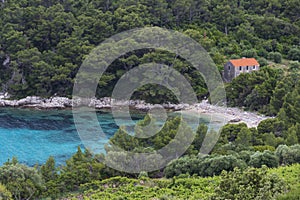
top-left (0, 0), bottom-right (299, 103)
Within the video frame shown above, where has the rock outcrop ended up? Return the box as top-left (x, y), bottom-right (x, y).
top-left (0, 96), bottom-right (187, 110)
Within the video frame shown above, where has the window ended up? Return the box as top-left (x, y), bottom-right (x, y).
top-left (228, 66), bottom-right (231, 70)
top-left (253, 65), bottom-right (256, 69)
top-left (246, 66), bottom-right (249, 70)
top-left (239, 66), bottom-right (242, 70)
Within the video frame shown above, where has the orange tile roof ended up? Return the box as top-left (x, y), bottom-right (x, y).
top-left (229, 58), bottom-right (259, 67)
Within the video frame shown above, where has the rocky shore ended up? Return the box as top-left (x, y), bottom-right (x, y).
top-left (0, 96), bottom-right (73, 109)
top-left (0, 96), bottom-right (270, 127)
top-left (0, 96), bottom-right (188, 110)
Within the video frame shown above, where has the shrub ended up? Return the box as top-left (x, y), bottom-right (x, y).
top-left (275, 145), bottom-right (300, 165)
top-left (164, 156), bottom-right (203, 178)
top-left (138, 171), bottom-right (149, 179)
top-left (253, 145), bottom-right (276, 152)
top-left (0, 160), bottom-right (44, 200)
top-left (277, 187), bottom-right (300, 200)
top-left (257, 118), bottom-right (284, 136)
top-left (198, 155), bottom-right (247, 177)
top-left (257, 48), bottom-right (268, 58)
top-left (272, 164), bottom-right (300, 200)
top-left (164, 155), bottom-right (247, 178)
top-left (0, 184), bottom-right (13, 200)
top-left (268, 52), bottom-right (282, 63)
top-left (249, 150), bottom-right (279, 168)
top-left (288, 48), bottom-right (300, 61)
top-left (257, 57), bottom-right (268, 67)
top-left (241, 49), bottom-right (258, 58)
top-left (219, 123), bottom-right (248, 144)
top-left (214, 166), bottom-right (287, 200)
top-left (261, 133), bottom-right (278, 147)
top-left (234, 127), bottom-right (252, 147)
top-left (236, 150), bottom-right (253, 164)
top-left (289, 61), bottom-right (300, 71)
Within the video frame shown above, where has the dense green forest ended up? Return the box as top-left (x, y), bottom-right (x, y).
top-left (1, 0), bottom-right (300, 104)
top-left (0, 0), bottom-right (300, 199)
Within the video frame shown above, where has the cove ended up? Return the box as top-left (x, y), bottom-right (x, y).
top-left (0, 108), bottom-right (223, 166)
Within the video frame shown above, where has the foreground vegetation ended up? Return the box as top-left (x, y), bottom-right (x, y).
top-left (65, 164), bottom-right (299, 200)
top-left (0, 113), bottom-right (299, 199)
top-left (1, 155), bottom-right (299, 199)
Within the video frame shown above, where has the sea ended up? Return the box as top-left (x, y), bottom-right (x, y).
top-left (0, 108), bottom-right (226, 166)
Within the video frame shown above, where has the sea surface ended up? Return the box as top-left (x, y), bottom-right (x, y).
top-left (0, 108), bottom-right (225, 166)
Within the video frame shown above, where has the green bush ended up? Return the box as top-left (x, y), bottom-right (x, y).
top-left (277, 187), bottom-right (300, 200)
top-left (199, 155), bottom-right (247, 177)
top-left (271, 164), bottom-right (300, 200)
top-left (214, 166), bottom-right (287, 200)
top-left (257, 118), bottom-right (284, 135)
top-left (249, 150), bottom-right (279, 168)
top-left (0, 184), bottom-right (13, 200)
top-left (241, 49), bottom-right (258, 58)
top-left (164, 155), bottom-right (247, 178)
top-left (236, 150), bottom-right (253, 164)
top-left (253, 145), bottom-right (276, 152)
top-left (258, 57), bottom-right (268, 67)
top-left (0, 159), bottom-right (44, 200)
top-left (288, 48), bottom-right (300, 62)
top-left (268, 52), bottom-right (282, 63)
top-left (275, 145), bottom-right (300, 165)
top-left (219, 123), bottom-right (248, 144)
top-left (164, 156), bottom-right (203, 178)
top-left (288, 61), bottom-right (300, 72)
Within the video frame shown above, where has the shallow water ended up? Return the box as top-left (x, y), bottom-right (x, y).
top-left (0, 108), bottom-right (224, 166)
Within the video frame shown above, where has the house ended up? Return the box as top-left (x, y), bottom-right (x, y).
top-left (223, 57), bottom-right (260, 82)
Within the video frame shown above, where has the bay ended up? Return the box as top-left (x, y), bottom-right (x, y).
top-left (0, 108), bottom-right (224, 166)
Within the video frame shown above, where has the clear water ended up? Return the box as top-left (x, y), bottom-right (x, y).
top-left (0, 108), bottom-right (225, 166)
top-left (0, 108), bottom-right (142, 166)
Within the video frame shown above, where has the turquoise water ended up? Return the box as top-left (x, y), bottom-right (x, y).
top-left (0, 108), bottom-right (224, 166)
top-left (0, 108), bottom-right (145, 166)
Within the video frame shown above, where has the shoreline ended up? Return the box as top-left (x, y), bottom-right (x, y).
top-left (0, 96), bottom-right (270, 127)
top-left (0, 96), bottom-right (191, 111)
top-left (183, 101), bottom-right (271, 128)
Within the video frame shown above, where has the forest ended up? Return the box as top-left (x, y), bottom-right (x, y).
top-left (0, 0), bottom-right (300, 199)
top-left (1, 0), bottom-right (300, 103)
